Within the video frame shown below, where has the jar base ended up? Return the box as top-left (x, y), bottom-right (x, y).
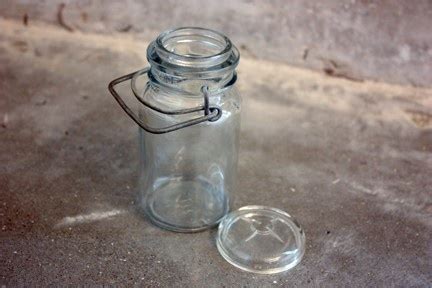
top-left (143, 178), bottom-right (229, 232)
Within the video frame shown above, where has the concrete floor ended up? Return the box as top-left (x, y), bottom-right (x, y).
top-left (1, 19), bottom-right (431, 287)
top-left (2, 0), bottom-right (432, 87)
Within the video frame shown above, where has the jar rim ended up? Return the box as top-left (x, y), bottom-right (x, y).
top-left (147, 27), bottom-right (239, 73)
top-left (156, 27), bottom-right (232, 61)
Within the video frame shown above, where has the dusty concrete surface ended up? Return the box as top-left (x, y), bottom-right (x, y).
top-left (1, 0), bottom-right (432, 87)
top-left (1, 19), bottom-right (431, 287)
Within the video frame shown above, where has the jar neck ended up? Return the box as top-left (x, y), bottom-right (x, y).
top-left (147, 27), bottom-right (239, 95)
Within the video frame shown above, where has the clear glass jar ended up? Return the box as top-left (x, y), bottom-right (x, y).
top-left (109, 29), bottom-right (307, 274)
top-left (109, 27), bottom-right (241, 232)
top-left (139, 28), bottom-right (241, 232)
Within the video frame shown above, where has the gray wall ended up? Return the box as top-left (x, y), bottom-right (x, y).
top-left (1, 0), bottom-right (431, 87)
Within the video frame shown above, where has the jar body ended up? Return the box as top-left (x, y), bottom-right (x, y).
top-left (139, 83), bottom-right (241, 232)
top-left (108, 27), bottom-right (241, 232)
top-left (132, 27), bottom-right (241, 232)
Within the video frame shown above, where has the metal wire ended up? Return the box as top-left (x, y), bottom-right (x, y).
top-left (108, 67), bottom-right (236, 134)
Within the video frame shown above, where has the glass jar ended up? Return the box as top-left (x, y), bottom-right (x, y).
top-left (109, 27), bottom-right (241, 232)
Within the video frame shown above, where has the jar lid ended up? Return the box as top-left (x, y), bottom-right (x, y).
top-left (216, 206), bottom-right (305, 274)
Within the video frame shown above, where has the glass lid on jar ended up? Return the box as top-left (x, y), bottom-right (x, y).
top-left (216, 206), bottom-right (305, 274)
